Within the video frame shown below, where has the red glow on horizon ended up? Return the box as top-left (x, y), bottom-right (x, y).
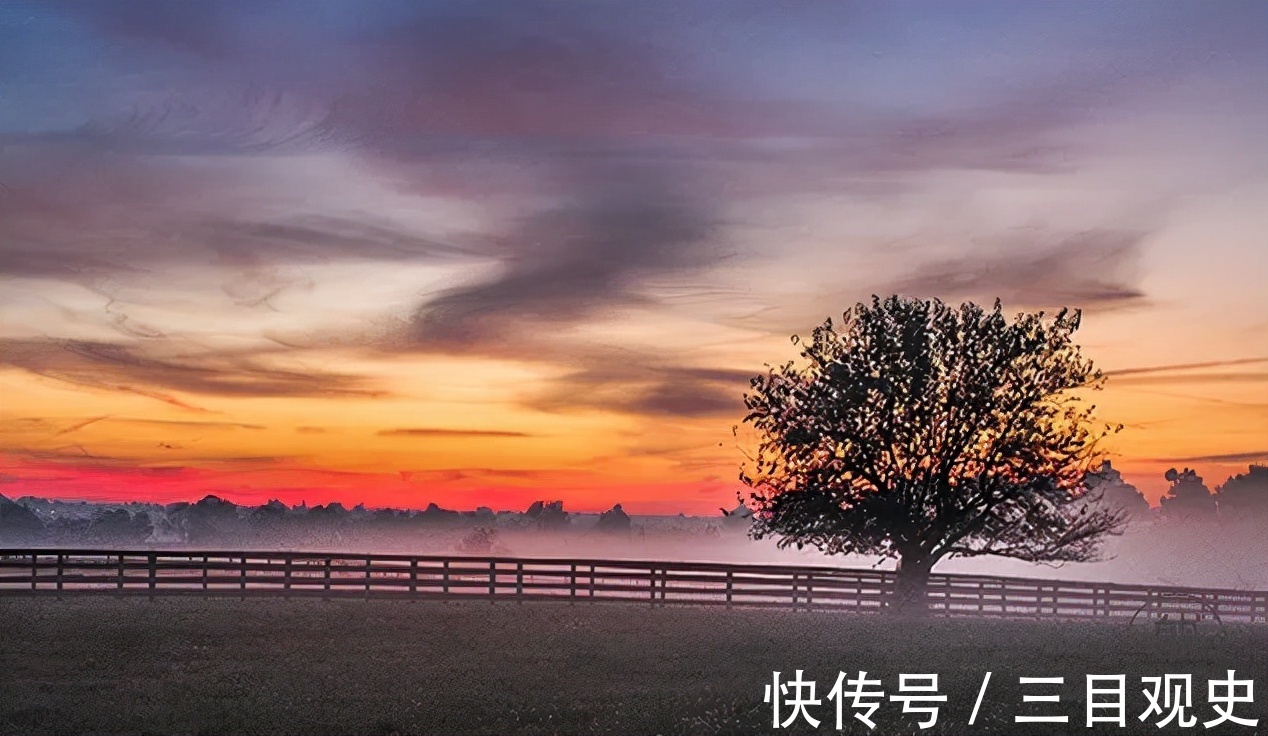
top-left (0, 457), bottom-right (734, 517)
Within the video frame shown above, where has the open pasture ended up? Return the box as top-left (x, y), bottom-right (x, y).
top-left (2, 597), bottom-right (1264, 735)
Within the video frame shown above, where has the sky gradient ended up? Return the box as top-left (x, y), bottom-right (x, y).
top-left (2, 0), bottom-right (1267, 514)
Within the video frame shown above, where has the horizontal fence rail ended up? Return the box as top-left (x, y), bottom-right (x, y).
top-left (0, 549), bottom-right (1264, 624)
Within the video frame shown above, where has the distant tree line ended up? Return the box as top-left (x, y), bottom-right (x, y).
top-left (1084, 461), bottom-right (1268, 523)
top-left (0, 494), bottom-right (643, 548)
top-left (1, 462), bottom-right (1263, 548)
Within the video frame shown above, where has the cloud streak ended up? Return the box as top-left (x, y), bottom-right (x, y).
top-left (1169, 451), bottom-right (1268, 465)
top-left (528, 363), bottom-right (750, 419)
top-left (53, 416), bottom-right (111, 436)
top-left (882, 229), bottom-right (1149, 312)
top-left (0, 338), bottom-right (383, 404)
top-left (409, 164), bottom-right (717, 352)
top-left (377, 428), bottom-right (532, 439)
top-left (1106, 357), bottom-right (1268, 378)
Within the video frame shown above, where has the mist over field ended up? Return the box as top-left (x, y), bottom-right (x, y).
top-left (5, 481), bottom-right (1266, 592)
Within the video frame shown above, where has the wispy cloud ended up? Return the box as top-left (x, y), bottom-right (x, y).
top-left (0, 338), bottom-right (384, 403)
top-left (377, 428), bottom-right (532, 439)
top-left (882, 229), bottom-right (1149, 311)
top-left (1109, 372), bottom-right (1268, 387)
top-left (528, 362), bottom-right (750, 419)
top-left (110, 418), bottom-right (267, 430)
top-left (1168, 451), bottom-right (1268, 465)
top-left (1106, 357), bottom-right (1268, 377)
top-left (50, 416), bottom-right (266, 434)
top-left (409, 164), bottom-right (717, 352)
top-left (53, 416), bottom-right (111, 436)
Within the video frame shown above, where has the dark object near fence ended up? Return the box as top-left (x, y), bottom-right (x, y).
top-left (1, 548), bottom-right (1265, 625)
top-left (1154, 613), bottom-right (1198, 636)
top-left (1133, 591), bottom-right (1228, 635)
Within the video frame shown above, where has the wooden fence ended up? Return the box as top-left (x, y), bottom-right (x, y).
top-left (1, 548), bottom-right (1265, 624)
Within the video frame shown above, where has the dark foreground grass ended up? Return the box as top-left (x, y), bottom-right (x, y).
top-left (1, 597), bottom-right (1265, 736)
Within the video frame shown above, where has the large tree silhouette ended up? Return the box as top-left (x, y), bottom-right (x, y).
top-left (739, 295), bottom-right (1126, 614)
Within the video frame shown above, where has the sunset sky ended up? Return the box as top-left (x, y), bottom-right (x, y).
top-left (2, 1), bottom-right (1266, 514)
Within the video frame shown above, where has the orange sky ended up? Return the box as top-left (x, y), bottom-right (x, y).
top-left (2, 329), bottom-right (1264, 513)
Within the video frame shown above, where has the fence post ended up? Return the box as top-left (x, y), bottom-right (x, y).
top-left (589, 564), bottom-right (595, 603)
top-left (364, 556), bottom-right (372, 597)
top-left (726, 571), bottom-right (733, 608)
top-left (791, 573), bottom-right (799, 609)
top-left (240, 555), bottom-right (247, 600)
top-left (30, 553), bottom-right (37, 592)
top-left (805, 573), bottom-right (814, 611)
top-left (443, 560), bottom-right (450, 596)
top-left (488, 560), bottom-right (496, 602)
top-left (55, 553), bottom-right (64, 599)
top-left (148, 553), bottom-right (157, 600)
top-left (649, 566), bottom-right (656, 606)
top-left (409, 558), bottom-right (418, 596)
top-left (516, 562), bottom-right (524, 603)
top-left (323, 557), bottom-right (332, 599)
top-left (202, 555), bottom-right (209, 593)
top-left (117, 553), bottom-right (124, 590)
top-left (569, 563), bottom-right (577, 605)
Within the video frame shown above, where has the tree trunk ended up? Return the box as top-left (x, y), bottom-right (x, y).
top-left (890, 554), bottom-right (934, 617)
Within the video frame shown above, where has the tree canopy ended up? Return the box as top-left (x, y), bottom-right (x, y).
top-left (1215, 465), bottom-right (1268, 516)
top-left (1160, 468), bottom-right (1216, 520)
top-left (1084, 460), bottom-right (1151, 521)
top-left (739, 295), bottom-right (1126, 611)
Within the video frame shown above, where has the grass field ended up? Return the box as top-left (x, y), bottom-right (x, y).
top-left (2, 597), bottom-right (1265, 735)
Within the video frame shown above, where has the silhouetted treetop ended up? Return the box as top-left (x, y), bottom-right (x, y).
top-left (1084, 460), bottom-right (1151, 520)
top-left (526, 500), bottom-right (569, 529)
top-left (597, 503), bottom-right (632, 533)
top-left (1160, 467), bottom-right (1216, 519)
top-left (0, 495), bottom-right (44, 542)
top-left (1215, 464), bottom-right (1268, 516)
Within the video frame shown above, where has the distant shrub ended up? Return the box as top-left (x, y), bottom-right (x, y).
top-left (524, 499), bottom-right (570, 529)
top-left (457, 527), bottom-right (503, 555)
